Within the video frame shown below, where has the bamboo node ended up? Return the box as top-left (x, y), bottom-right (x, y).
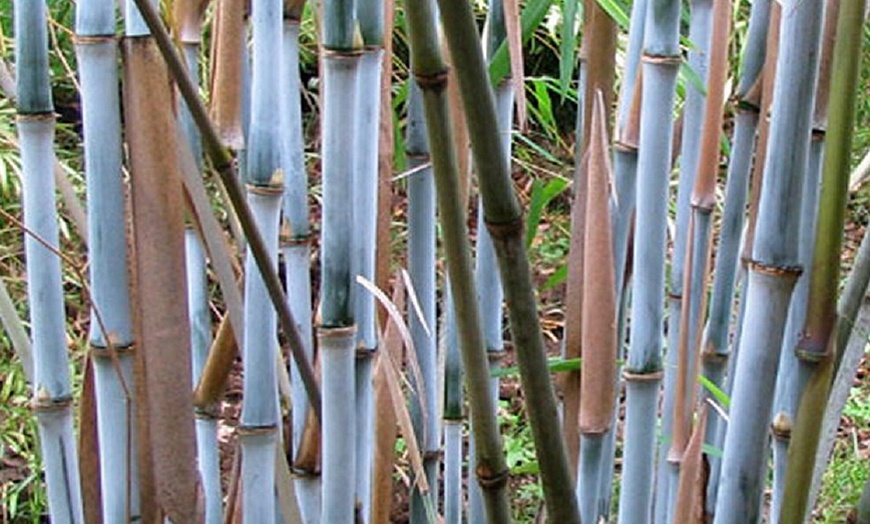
top-left (89, 341), bottom-right (135, 358)
top-left (486, 351), bottom-right (506, 364)
top-left (279, 230), bottom-right (311, 246)
top-left (16, 113), bottom-right (55, 123)
top-left (322, 48), bottom-right (364, 59)
top-left (747, 260), bottom-right (803, 280)
top-left (641, 53), bottom-right (682, 67)
top-left (194, 404), bottom-right (220, 419)
top-left (770, 412), bottom-right (792, 438)
top-left (613, 140), bottom-right (638, 153)
top-left (73, 35), bottom-right (119, 45)
top-left (317, 324), bottom-right (358, 340)
top-left (485, 216), bottom-right (524, 240)
top-left (356, 344), bottom-right (377, 357)
top-left (414, 69), bottom-right (449, 89)
top-left (811, 127), bottom-right (827, 140)
top-left (475, 467), bottom-right (510, 491)
top-left (246, 183), bottom-right (284, 196)
top-left (622, 370), bottom-right (664, 382)
top-left (236, 424), bottom-right (278, 436)
top-left (31, 394), bottom-right (74, 413)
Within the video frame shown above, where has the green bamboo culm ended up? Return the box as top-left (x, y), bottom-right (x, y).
top-left (779, 0), bottom-right (866, 519)
top-left (433, 0), bottom-right (581, 521)
top-left (14, 0), bottom-right (86, 521)
top-left (402, 0), bottom-right (513, 521)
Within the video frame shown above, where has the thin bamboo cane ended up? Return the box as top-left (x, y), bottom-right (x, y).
top-left (469, 5), bottom-right (514, 514)
top-left (769, 4), bottom-right (838, 517)
top-left (655, 0), bottom-right (713, 519)
top-left (435, 0), bottom-right (580, 520)
top-left (77, 0), bottom-right (140, 516)
top-left (354, 1), bottom-right (384, 519)
top-left (664, 0), bottom-right (730, 519)
top-left (405, 80), bottom-right (439, 522)
top-left (404, 0), bottom-right (515, 520)
top-left (617, 0), bottom-right (682, 520)
top-left (175, 8), bottom-right (224, 518)
top-left (779, 0), bottom-right (865, 517)
top-left (712, 0), bottom-right (825, 519)
top-left (442, 284), bottom-right (463, 524)
top-left (15, 1), bottom-right (85, 520)
top-left (237, 0), bottom-right (286, 518)
top-left (321, 0), bottom-right (362, 519)
top-left (704, 5), bottom-right (778, 515)
top-left (279, 3), bottom-right (321, 521)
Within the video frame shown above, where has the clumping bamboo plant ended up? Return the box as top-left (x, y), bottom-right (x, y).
top-left (76, 0), bottom-right (140, 518)
top-left (713, 0), bottom-right (824, 520)
top-left (14, 1), bottom-right (85, 520)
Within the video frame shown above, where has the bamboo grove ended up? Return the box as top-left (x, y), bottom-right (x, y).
top-left (2, 0), bottom-right (870, 521)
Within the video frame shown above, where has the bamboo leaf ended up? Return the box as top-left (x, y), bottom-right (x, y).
top-left (525, 176), bottom-right (570, 248)
top-left (558, 0), bottom-right (579, 95)
top-left (698, 374), bottom-right (731, 409)
top-left (488, 0), bottom-right (552, 86)
top-left (592, 0), bottom-right (629, 28)
top-left (491, 357), bottom-right (582, 377)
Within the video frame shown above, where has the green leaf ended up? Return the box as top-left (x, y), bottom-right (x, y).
top-left (594, 0), bottom-right (630, 29)
top-left (698, 374), bottom-right (731, 409)
top-left (559, 0), bottom-right (580, 96)
top-left (491, 357), bottom-right (582, 377)
top-left (544, 264), bottom-right (568, 289)
top-left (525, 176), bottom-right (570, 248)
top-left (489, 0), bottom-right (554, 86)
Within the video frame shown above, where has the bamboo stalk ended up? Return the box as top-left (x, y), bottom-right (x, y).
top-left (779, 0), bottom-right (866, 518)
top-left (354, 0), bottom-right (384, 517)
top-left (403, 0), bottom-right (515, 520)
top-left (76, 0), bottom-right (140, 514)
top-left (320, 0), bottom-right (362, 518)
top-left (704, 5), bottom-right (778, 515)
top-left (769, 4), bottom-right (839, 518)
top-left (435, 0), bottom-right (580, 520)
top-left (15, 0), bottom-right (85, 520)
top-left (469, 4), bottom-right (514, 518)
top-left (279, 3), bottom-right (321, 521)
top-left (617, 0), bottom-right (682, 519)
top-left (236, 0), bottom-right (287, 518)
top-left (655, 0), bottom-right (713, 518)
top-left (712, 0), bottom-right (825, 519)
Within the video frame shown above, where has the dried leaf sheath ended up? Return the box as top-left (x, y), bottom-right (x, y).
top-left (123, 37), bottom-right (198, 523)
top-left (579, 93), bottom-right (617, 434)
